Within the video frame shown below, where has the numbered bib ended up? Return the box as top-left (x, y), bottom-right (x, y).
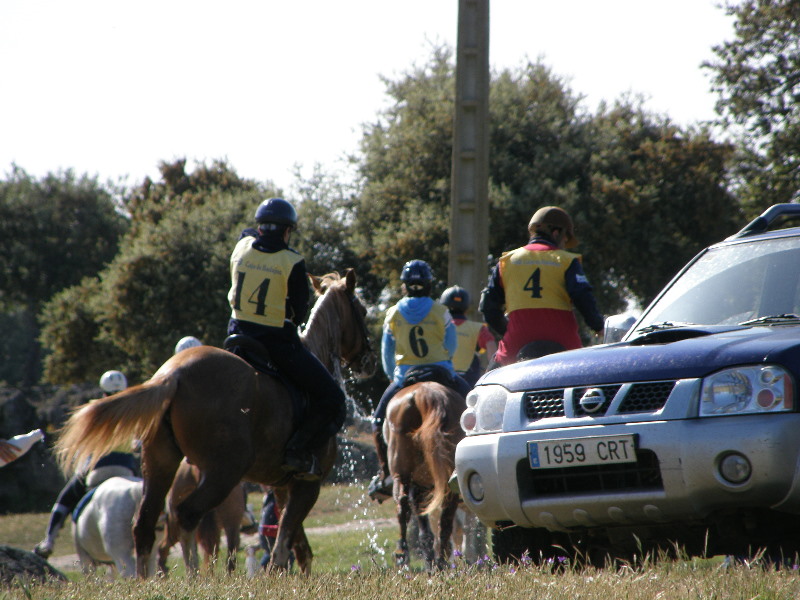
top-left (228, 239), bottom-right (303, 327)
top-left (499, 247), bottom-right (578, 313)
top-left (387, 303), bottom-right (451, 366)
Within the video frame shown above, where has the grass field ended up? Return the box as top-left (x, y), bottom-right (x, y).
top-left (4, 483), bottom-right (800, 599)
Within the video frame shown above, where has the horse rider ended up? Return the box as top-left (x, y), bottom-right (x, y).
top-left (34, 370), bottom-right (138, 558)
top-left (369, 260), bottom-right (472, 498)
top-left (226, 197), bottom-right (347, 481)
top-left (479, 205), bottom-right (604, 369)
top-left (438, 285), bottom-right (496, 387)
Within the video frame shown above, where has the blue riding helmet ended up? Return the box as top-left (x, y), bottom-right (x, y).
top-left (400, 260), bottom-right (433, 286)
top-left (255, 198), bottom-right (297, 227)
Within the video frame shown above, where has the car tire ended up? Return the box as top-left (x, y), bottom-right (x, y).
top-left (491, 525), bottom-right (558, 565)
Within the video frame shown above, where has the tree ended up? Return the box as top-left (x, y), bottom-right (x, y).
top-left (586, 100), bottom-right (741, 306)
top-left (352, 48), bottom-right (737, 317)
top-left (41, 160), bottom-right (272, 384)
top-left (705, 0), bottom-right (800, 212)
top-left (0, 167), bottom-right (127, 386)
top-left (353, 46), bottom-right (456, 302)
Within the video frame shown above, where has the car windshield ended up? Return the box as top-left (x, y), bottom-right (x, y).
top-left (635, 236), bottom-right (800, 333)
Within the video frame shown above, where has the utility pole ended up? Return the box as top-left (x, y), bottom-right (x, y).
top-left (449, 0), bottom-right (490, 319)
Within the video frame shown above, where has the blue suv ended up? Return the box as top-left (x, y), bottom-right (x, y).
top-left (455, 204), bottom-right (800, 563)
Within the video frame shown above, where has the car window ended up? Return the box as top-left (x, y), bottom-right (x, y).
top-left (637, 237), bottom-right (800, 329)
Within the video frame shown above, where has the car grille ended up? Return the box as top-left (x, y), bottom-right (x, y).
top-left (523, 380), bottom-right (676, 421)
top-left (516, 449), bottom-right (663, 498)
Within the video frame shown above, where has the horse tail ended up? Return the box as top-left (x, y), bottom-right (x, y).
top-left (412, 385), bottom-right (457, 516)
top-left (55, 371), bottom-right (178, 475)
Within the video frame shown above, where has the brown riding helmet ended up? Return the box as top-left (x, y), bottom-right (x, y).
top-left (528, 206), bottom-right (578, 249)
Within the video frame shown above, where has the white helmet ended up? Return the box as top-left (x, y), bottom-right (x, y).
top-left (99, 370), bottom-right (128, 394)
top-left (174, 336), bottom-right (202, 354)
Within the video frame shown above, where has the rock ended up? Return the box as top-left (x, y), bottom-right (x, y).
top-left (0, 545), bottom-right (67, 586)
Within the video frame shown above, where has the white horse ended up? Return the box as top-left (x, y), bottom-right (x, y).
top-left (72, 476), bottom-right (163, 578)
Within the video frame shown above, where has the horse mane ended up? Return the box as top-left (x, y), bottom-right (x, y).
top-left (301, 272), bottom-right (348, 380)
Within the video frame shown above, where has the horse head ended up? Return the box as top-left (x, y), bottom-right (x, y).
top-left (307, 269), bottom-right (378, 379)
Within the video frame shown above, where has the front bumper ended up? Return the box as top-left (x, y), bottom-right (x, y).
top-left (455, 413), bottom-right (800, 531)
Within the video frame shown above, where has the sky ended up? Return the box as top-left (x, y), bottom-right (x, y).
top-left (0, 1), bottom-right (735, 194)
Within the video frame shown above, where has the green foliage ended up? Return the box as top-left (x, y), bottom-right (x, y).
top-left (291, 165), bottom-right (381, 303)
top-left (705, 0), bottom-right (800, 212)
top-left (488, 63), bottom-right (592, 256)
top-left (352, 48), bottom-right (736, 316)
top-left (354, 47), bottom-right (455, 301)
top-left (0, 167), bottom-right (127, 385)
top-left (40, 160), bottom-right (272, 384)
top-left (0, 167), bottom-right (127, 310)
top-left (585, 100), bottom-right (741, 306)
top-left (39, 277), bottom-right (125, 384)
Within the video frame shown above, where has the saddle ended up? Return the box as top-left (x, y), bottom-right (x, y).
top-left (72, 487), bottom-right (97, 523)
top-left (223, 334), bottom-right (309, 429)
top-left (403, 364), bottom-right (455, 389)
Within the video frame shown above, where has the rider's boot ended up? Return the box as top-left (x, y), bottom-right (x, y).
top-left (367, 428), bottom-right (393, 502)
top-left (281, 412), bottom-right (328, 481)
top-left (34, 506), bottom-right (68, 558)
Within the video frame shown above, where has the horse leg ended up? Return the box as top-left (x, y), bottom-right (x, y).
top-left (410, 486), bottom-right (435, 572)
top-left (157, 518), bottom-right (177, 575)
top-left (134, 425), bottom-right (182, 578)
top-left (175, 465), bottom-right (245, 534)
top-left (393, 477), bottom-right (412, 567)
top-left (271, 480), bottom-right (320, 574)
top-left (436, 494), bottom-right (459, 570)
top-left (179, 526), bottom-right (199, 575)
top-left (196, 510), bottom-right (219, 573)
top-left (222, 515), bottom-right (241, 574)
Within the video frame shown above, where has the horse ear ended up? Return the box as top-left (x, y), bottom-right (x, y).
top-left (344, 268), bottom-right (356, 294)
top-left (309, 274), bottom-right (324, 294)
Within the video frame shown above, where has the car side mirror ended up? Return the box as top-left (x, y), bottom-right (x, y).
top-left (603, 314), bottom-right (638, 344)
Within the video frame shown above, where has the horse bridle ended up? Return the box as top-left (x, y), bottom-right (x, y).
top-left (342, 293), bottom-right (375, 373)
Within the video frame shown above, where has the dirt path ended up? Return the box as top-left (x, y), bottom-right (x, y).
top-left (48, 518), bottom-right (395, 572)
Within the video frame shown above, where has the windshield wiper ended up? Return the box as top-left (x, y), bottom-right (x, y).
top-left (739, 313), bottom-right (800, 326)
top-left (635, 321), bottom-right (694, 335)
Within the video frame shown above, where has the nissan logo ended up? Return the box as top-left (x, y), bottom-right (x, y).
top-left (579, 388), bottom-right (606, 413)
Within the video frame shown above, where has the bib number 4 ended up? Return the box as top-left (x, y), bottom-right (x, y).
top-left (523, 268), bottom-right (543, 298)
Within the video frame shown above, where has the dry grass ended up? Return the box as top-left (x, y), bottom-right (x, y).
top-left (6, 556), bottom-right (800, 600)
top-left (5, 484), bottom-right (800, 599)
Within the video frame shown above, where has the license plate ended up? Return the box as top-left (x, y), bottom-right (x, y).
top-left (528, 434), bottom-right (637, 469)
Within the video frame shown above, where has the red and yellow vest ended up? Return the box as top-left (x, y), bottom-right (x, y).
top-left (386, 302), bottom-right (450, 366)
top-left (228, 237), bottom-right (303, 327)
top-left (499, 246), bottom-right (580, 313)
top-left (452, 320), bottom-right (484, 372)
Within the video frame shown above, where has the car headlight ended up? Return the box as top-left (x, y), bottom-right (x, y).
top-left (700, 365), bottom-right (794, 416)
top-left (461, 385), bottom-right (508, 435)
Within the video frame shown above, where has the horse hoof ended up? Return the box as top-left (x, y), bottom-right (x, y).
top-left (394, 551), bottom-right (409, 567)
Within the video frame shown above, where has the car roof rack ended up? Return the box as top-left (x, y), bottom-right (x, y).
top-left (727, 203), bottom-right (800, 240)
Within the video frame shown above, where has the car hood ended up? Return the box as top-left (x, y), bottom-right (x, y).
top-left (481, 325), bottom-right (800, 392)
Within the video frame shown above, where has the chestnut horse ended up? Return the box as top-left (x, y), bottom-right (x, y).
top-left (157, 458), bottom-right (246, 575)
top-left (384, 381), bottom-right (466, 571)
top-left (56, 270), bottom-right (376, 577)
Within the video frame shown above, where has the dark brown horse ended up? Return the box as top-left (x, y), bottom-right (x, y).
top-left (157, 458), bottom-right (245, 575)
top-left (384, 381), bottom-right (466, 571)
top-left (56, 270), bottom-right (376, 577)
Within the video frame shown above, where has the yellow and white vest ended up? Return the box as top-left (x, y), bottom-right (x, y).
top-left (228, 238), bottom-right (303, 327)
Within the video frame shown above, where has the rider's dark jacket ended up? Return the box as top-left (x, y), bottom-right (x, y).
top-left (226, 228), bottom-right (346, 436)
